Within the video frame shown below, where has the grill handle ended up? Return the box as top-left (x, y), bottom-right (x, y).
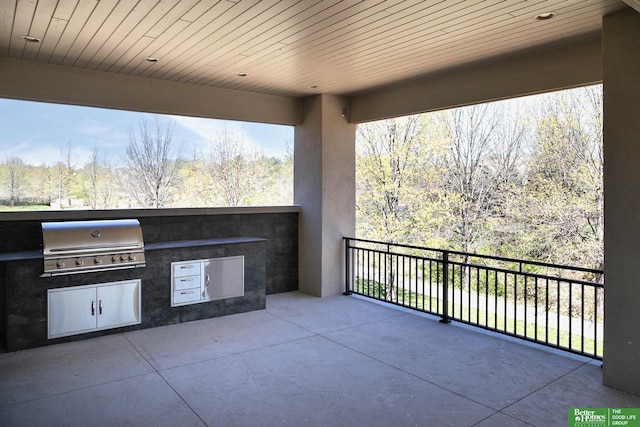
top-left (40, 263), bottom-right (146, 277)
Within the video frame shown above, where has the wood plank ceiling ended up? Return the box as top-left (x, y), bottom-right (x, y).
top-left (0, 0), bottom-right (630, 98)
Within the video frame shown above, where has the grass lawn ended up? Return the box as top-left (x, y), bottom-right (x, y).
top-left (0, 205), bottom-right (50, 211)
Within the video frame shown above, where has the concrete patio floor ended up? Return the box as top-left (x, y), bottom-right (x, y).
top-left (1, 291), bottom-right (638, 426)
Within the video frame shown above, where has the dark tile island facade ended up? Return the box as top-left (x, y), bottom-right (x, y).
top-left (0, 207), bottom-right (299, 351)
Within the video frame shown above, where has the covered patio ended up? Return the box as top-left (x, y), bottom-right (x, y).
top-left (1, 0), bottom-right (640, 402)
top-left (1, 291), bottom-right (638, 426)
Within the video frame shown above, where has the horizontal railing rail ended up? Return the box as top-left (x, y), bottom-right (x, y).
top-left (344, 237), bottom-right (604, 360)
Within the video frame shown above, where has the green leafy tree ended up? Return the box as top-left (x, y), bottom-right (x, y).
top-left (356, 115), bottom-right (439, 244)
top-left (356, 115), bottom-right (441, 300)
top-left (515, 86), bottom-right (603, 271)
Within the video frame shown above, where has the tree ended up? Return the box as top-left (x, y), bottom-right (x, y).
top-left (436, 103), bottom-right (527, 256)
top-left (2, 156), bottom-right (26, 206)
top-left (269, 140), bottom-right (294, 205)
top-left (204, 127), bottom-right (269, 207)
top-left (356, 115), bottom-right (438, 244)
top-left (55, 143), bottom-right (78, 207)
top-left (124, 118), bottom-right (181, 208)
top-left (354, 86), bottom-right (603, 274)
top-left (518, 86), bottom-right (603, 270)
top-left (81, 145), bottom-right (114, 209)
top-left (356, 115), bottom-right (440, 301)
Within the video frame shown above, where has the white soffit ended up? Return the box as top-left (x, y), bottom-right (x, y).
top-left (0, 0), bottom-right (629, 98)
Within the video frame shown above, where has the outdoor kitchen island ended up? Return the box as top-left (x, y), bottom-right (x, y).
top-left (2, 236), bottom-right (266, 352)
top-left (0, 207), bottom-right (299, 352)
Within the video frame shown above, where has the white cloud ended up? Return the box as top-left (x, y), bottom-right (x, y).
top-left (152, 115), bottom-right (292, 159)
top-left (171, 116), bottom-right (246, 151)
top-left (78, 120), bottom-right (112, 135)
top-left (1, 140), bottom-right (107, 168)
top-left (171, 116), bottom-right (241, 140)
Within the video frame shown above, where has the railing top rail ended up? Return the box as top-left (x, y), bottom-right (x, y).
top-left (447, 258), bottom-right (604, 288)
top-left (344, 237), bottom-right (604, 276)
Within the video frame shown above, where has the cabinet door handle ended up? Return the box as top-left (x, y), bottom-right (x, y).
top-left (91, 301), bottom-right (95, 316)
top-left (99, 300), bottom-right (102, 315)
top-left (205, 274), bottom-right (210, 287)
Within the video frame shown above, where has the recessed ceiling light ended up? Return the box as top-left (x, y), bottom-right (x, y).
top-left (535, 12), bottom-right (555, 20)
top-left (145, 57), bottom-right (159, 62)
top-left (20, 35), bottom-right (41, 43)
top-left (237, 72), bottom-right (248, 77)
top-left (308, 84), bottom-right (318, 89)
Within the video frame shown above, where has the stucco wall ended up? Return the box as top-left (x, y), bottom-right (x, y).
top-left (295, 95), bottom-right (355, 296)
top-left (602, 8), bottom-right (640, 394)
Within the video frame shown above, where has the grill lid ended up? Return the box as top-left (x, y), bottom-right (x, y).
top-left (42, 219), bottom-right (143, 256)
top-left (41, 219), bottom-right (145, 276)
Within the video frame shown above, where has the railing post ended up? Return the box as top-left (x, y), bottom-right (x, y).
top-left (343, 238), bottom-right (352, 295)
top-left (440, 251), bottom-right (451, 324)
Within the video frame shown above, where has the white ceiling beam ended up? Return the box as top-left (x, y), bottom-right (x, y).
top-left (0, 57), bottom-right (301, 125)
top-left (349, 39), bottom-right (602, 123)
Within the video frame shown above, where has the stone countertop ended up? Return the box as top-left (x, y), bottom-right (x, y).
top-left (0, 237), bottom-right (267, 262)
top-left (0, 206), bottom-right (300, 222)
top-left (145, 237), bottom-right (266, 250)
top-left (0, 250), bottom-right (42, 261)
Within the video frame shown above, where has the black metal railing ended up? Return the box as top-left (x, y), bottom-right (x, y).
top-left (344, 238), bottom-right (604, 360)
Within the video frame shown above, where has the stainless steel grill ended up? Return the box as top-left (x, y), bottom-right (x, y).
top-left (41, 219), bottom-right (146, 277)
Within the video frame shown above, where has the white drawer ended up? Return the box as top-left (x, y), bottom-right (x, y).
top-left (174, 275), bottom-right (200, 291)
top-left (173, 288), bottom-right (201, 305)
top-left (172, 262), bottom-right (202, 278)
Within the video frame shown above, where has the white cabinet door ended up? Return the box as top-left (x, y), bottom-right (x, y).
top-left (96, 280), bottom-right (141, 330)
top-left (203, 256), bottom-right (244, 301)
top-left (48, 280), bottom-right (141, 339)
top-left (48, 286), bottom-right (97, 339)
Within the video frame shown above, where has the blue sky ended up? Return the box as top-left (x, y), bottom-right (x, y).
top-left (0, 98), bottom-right (293, 167)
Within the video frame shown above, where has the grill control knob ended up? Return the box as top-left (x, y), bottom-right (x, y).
top-left (120, 255), bottom-right (128, 262)
top-left (128, 254), bottom-right (136, 261)
top-left (94, 257), bottom-right (103, 264)
top-left (56, 260), bottom-right (65, 268)
top-left (76, 259), bottom-right (84, 267)
top-left (112, 255), bottom-right (120, 262)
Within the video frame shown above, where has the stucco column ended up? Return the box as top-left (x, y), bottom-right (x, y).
top-left (602, 8), bottom-right (640, 394)
top-left (294, 94), bottom-right (356, 296)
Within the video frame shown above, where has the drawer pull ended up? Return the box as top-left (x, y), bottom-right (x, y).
top-left (180, 278), bottom-right (195, 282)
top-left (180, 265), bottom-right (194, 269)
top-left (180, 290), bottom-right (195, 295)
